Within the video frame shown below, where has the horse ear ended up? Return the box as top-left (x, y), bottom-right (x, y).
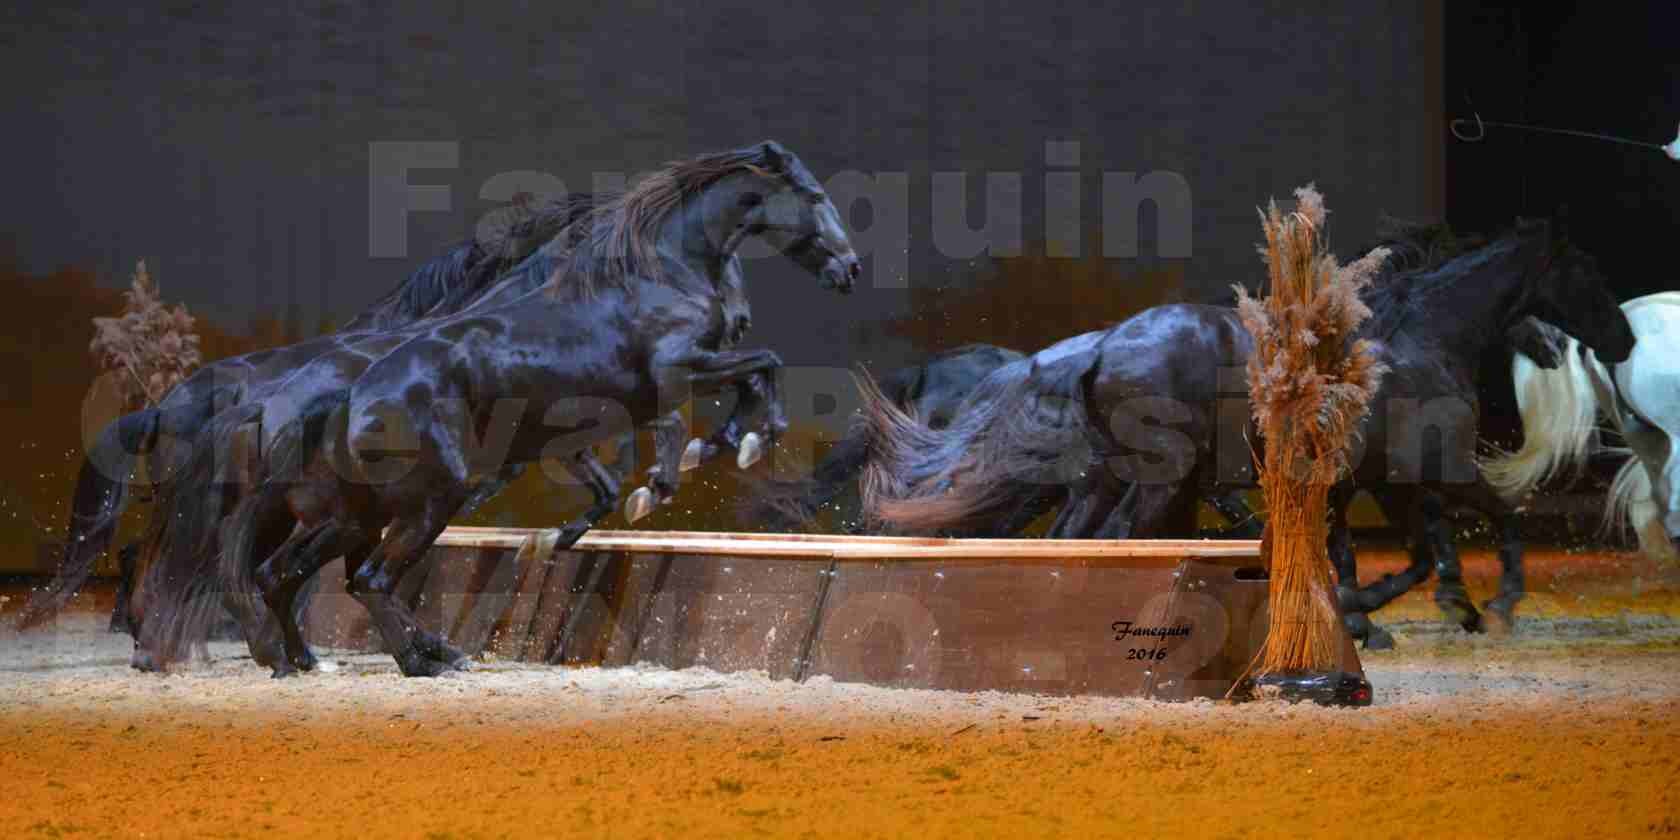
top-left (759, 141), bottom-right (789, 173)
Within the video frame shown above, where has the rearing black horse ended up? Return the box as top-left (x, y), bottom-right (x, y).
top-left (147, 141), bottom-right (860, 677)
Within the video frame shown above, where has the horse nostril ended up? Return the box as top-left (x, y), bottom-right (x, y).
top-left (847, 261), bottom-right (861, 282)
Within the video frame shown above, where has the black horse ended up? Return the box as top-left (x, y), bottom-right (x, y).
top-left (746, 340), bottom-right (1267, 544)
top-left (856, 217), bottom-right (1635, 641)
top-left (15, 193), bottom-right (611, 631)
top-left (119, 244), bottom-right (759, 671)
top-left (146, 141), bottom-right (860, 677)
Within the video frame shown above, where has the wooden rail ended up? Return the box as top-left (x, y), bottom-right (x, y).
top-left (432, 527), bottom-right (1263, 563)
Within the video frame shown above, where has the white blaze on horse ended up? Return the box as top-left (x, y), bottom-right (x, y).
top-left (1485, 291), bottom-right (1680, 562)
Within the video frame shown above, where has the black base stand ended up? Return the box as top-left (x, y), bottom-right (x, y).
top-left (1235, 671), bottom-right (1373, 707)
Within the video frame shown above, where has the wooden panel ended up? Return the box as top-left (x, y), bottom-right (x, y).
top-left (440, 545), bottom-right (525, 656)
top-left (519, 549), bottom-right (593, 663)
top-left (598, 554), bottom-right (678, 667)
top-left (300, 559), bottom-right (377, 651)
top-left (295, 528), bottom-right (1342, 706)
top-left (808, 558), bottom-right (1182, 696)
top-left (623, 553), bottom-right (828, 681)
top-left (484, 532), bottom-right (560, 659)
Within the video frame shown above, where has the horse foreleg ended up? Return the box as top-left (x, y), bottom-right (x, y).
top-left (690, 372), bottom-right (778, 470)
top-left (625, 411), bottom-right (687, 524)
top-left (1348, 488), bottom-right (1434, 610)
top-left (458, 463), bottom-right (526, 519)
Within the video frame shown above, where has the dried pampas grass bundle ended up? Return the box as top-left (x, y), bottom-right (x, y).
top-left (1234, 185), bottom-right (1388, 676)
top-left (90, 259), bottom-right (203, 410)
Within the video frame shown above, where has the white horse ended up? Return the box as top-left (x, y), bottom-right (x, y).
top-left (1484, 291), bottom-right (1680, 562)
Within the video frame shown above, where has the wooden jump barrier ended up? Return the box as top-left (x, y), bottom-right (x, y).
top-left (301, 529), bottom-right (1366, 702)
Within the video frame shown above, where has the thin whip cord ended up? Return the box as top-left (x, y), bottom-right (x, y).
top-left (1450, 114), bottom-right (1666, 151)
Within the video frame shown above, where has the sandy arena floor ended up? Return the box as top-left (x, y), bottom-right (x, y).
top-left (3, 549), bottom-right (1680, 839)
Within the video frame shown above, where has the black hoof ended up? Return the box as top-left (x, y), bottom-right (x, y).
top-left (1481, 600), bottom-right (1517, 636)
top-left (396, 651), bottom-right (453, 678)
top-left (1342, 611), bottom-right (1395, 650)
top-left (130, 650), bottom-right (164, 673)
top-left (249, 639), bottom-right (288, 670)
top-left (271, 664), bottom-right (300, 679)
top-left (290, 647), bottom-right (320, 673)
top-left (1434, 587), bottom-right (1482, 633)
top-left (414, 632), bottom-right (468, 666)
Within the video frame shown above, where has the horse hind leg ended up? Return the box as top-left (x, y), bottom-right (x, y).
top-left (254, 520), bottom-right (348, 677)
top-left (1326, 485), bottom-right (1393, 650)
top-left (1480, 511), bottom-right (1525, 635)
top-left (1440, 480), bottom-right (1525, 634)
top-left (349, 494), bottom-right (471, 677)
top-left (108, 542), bottom-right (140, 635)
top-left (1419, 492), bottom-right (1482, 633)
top-left (553, 451), bottom-right (620, 550)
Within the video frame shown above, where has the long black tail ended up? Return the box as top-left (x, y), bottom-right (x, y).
top-left (133, 403), bottom-right (262, 667)
top-left (740, 361), bottom-right (922, 532)
top-left (15, 408), bottom-right (160, 629)
top-left (858, 360), bottom-right (1095, 535)
top-left (220, 388), bottom-right (349, 607)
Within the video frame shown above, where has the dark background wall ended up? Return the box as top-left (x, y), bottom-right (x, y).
top-left (1445, 3), bottom-right (1678, 294)
top-left (5, 0), bottom-right (1443, 369)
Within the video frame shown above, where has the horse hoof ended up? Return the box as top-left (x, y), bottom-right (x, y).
top-left (398, 654), bottom-right (452, 678)
top-left (316, 660), bottom-right (340, 673)
top-left (625, 487), bottom-right (655, 523)
top-left (1481, 602), bottom-right (1516, 636)
top-left (129, 648), bottom-right (163, 673)
top-left (737, 433), bottom-right (764, 469)
top-left (680, 438), bottom-right (705, 472)
top-left (448, 656), bottom-right (475, 672)
top-left (1435, 588), bottom-right (1482, 633)
top-left (271, 666), bottom-right (299, 679)
top-left (1364, 624), bottom-right (1396, 650)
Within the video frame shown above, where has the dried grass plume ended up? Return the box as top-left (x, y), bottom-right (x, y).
top-left (1233, 185), bottom-right (1387, 677)
top-left (90, 260), bottom-right (203, 409)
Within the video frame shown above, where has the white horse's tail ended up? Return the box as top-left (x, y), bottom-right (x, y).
top-left (1481, 336), bottom-right (1602, 503)
top-left (1604, 452), bottom-right (1679, 561)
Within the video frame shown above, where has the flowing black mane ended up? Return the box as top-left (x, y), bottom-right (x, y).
top-left (1360, 216), bottom-right (1485, 274)
top-left (553, 146), bottom-right (815, 298)
top-left (342, 195), bottom-right (598, 331)
top-left (1357, 219), bottom-right (1540, 341)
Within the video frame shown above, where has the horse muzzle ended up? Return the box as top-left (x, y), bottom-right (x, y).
top-left (821, 254), bottom-right (861, 294)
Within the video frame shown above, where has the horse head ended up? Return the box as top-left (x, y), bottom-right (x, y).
top-left (1518, 209), bottom-right (1635, 364)
top-left (735, 140), bottom-right (862, 294)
